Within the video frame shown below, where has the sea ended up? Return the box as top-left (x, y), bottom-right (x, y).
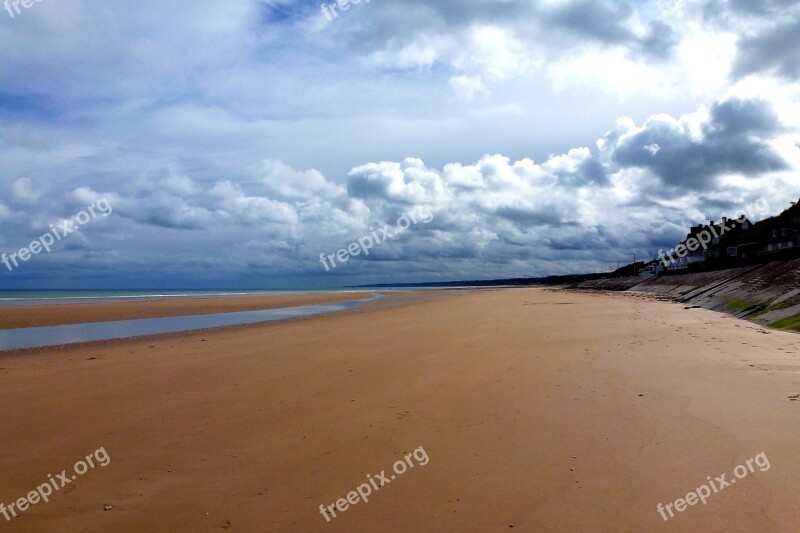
top-left (0, 289), bottom-right (364, 307)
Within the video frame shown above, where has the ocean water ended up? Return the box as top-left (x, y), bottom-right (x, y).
top-left (0, 289), bottom-right (362, 307)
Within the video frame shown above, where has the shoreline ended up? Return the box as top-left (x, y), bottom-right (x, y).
top-left (0, 287), bottom-right (787, 356)
top-left (0, 286), bottom-right (789, 357)
top-left (0, 289), bottom-right (468, 356)
top-left (0, 291), bottom-right (373, 330)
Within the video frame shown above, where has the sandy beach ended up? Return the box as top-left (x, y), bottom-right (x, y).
top-left (1, 288), bottom-right (799, 531)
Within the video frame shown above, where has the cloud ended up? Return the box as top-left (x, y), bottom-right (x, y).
top-left (712, 0), bottom-right (800, 16)
top-left (732, 18), bottom-right (800, 80)
top-left (2, 1), bottom-right (800, 287)
top-left (545, 0), bottom-right (636, 45)
top-left (2, 91), bottom-right (799, 286)
top-left (11, 178), bottom-right (41, 204)
top-left (638, 21), bottom-right (680, 60)
top-left (698, 0), bottom-right (800, 81)
top-left (604, 98), bottom-right (789, 190)
top-left (449, 75), bottom-right (490, 101)
top-left (323, 0), bottom-right (732, 99)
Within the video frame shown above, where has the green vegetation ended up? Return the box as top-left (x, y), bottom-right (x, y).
top-left (726, 299), bottom-right (756, 312)
top-left (726, 299), bottom-right (793, 318)
top-left (750, 302), bottom-right (792, 318)
top-left (769, 315), bottom-right (800, 331)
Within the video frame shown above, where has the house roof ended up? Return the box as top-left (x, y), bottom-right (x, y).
top-left (664, 197), bottom-right (800, 256)
top-left (679, 216), bottom-right (752, 247)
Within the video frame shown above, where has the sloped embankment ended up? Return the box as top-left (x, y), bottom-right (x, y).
top-left (572, 276), bottom-right (645, 291)
top-left (629, 259), bottom-right (800, 332)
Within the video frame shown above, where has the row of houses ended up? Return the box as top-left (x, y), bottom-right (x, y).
top-left (653, 198), bottom-right (800, 273)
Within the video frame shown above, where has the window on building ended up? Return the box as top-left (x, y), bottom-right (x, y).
top-left (772, 230), bottom-right (778, 238)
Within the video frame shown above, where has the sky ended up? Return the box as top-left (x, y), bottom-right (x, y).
top-left (0, 0), bottom-right (799, 289)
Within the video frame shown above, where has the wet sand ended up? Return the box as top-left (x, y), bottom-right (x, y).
top-left (0, 292), bottom-right (369, 330)
top-left (1, 288), bottom-right (799, 531)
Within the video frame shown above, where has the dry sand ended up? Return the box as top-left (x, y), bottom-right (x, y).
top-left (0, 292), bottom-right (369, 330)
top-left (1, 288), bottom-right (799, 532)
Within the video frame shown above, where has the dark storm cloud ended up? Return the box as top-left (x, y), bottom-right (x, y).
top-left (703, 0), bottom-right (799, 20)
top-left (327, 0), bottom-right (531, 48)
top-left (545, 0), bottom-right (635, 44)
top-left (701, 0), bottom-right (800, 80)
top-left (551, 155), bottom-right (608, 187)
top-left (495, 205), bottom-right (565, 226)
top-left (706, 98), bottom-right (784, 137)
top-left (725, 0), bottom-right (799, 15)
top-left (370, 0), bottom-right (644, 47)
top-left (330, 0), bottom-right (679, 64)
top-left (610, 98), bottom-right (788, 189)
top-left (543, 2), bottom-right (679, 60)
top-left (262, 0), bottom-right (319, 23)
top-left (637, 21), bottom-right (679, 60)
top-left (577, 156), bottom-right (608, 185)
top-left (346, 173), bottom-right (390, 200)
top-left (732, 18), bottom-right (800, 80)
